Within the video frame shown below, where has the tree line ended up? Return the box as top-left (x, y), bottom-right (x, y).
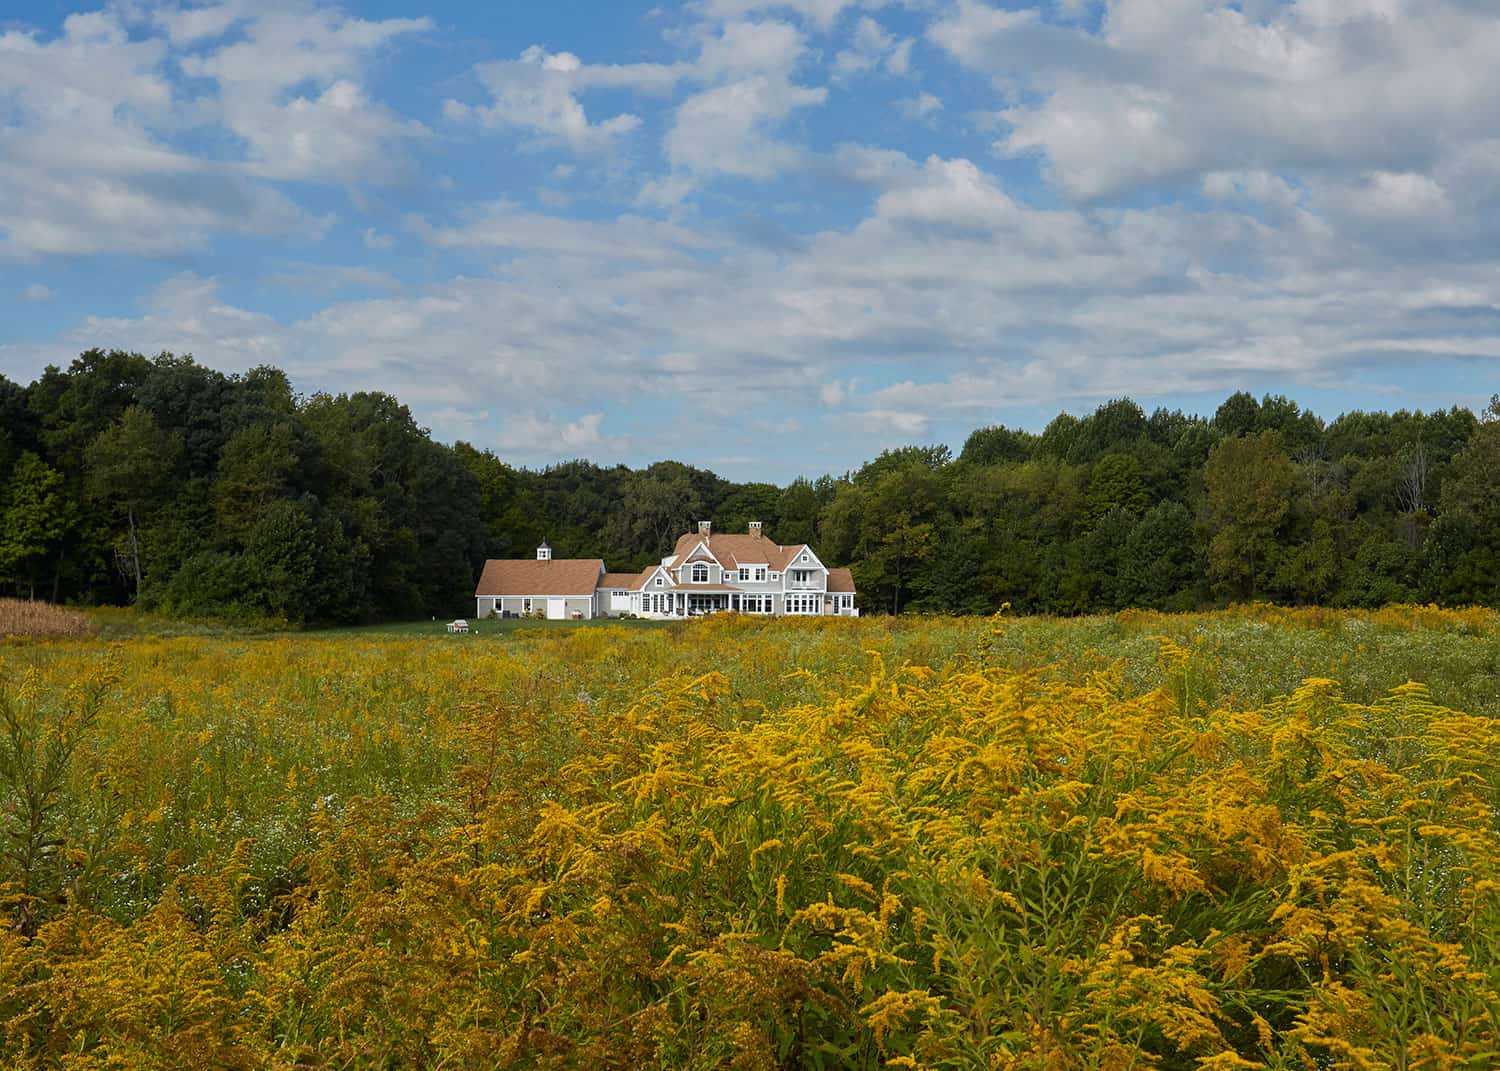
top-left (1, 349), bottom-right (1496, 621)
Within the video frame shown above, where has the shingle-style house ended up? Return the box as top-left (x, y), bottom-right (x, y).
top-left (472, 542), bottom-right (604, 620)
top-left (474, 522), bottom-right (858, 620)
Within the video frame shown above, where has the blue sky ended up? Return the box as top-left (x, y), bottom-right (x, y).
top-left (3, 0), bottom-right (1499, 480)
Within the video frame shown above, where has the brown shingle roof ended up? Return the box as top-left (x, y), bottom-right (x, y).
top-left (600, 572), bottom-right (643, 590)
top-left (669, 530), bottom-right (810, 572)
top-left (475, 559), bottom-right (603, 597)
top-left (827, 567), bottom-right (855, 593)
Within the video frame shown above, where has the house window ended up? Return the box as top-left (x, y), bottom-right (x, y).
top-left (769, 572), bottom-right (780, 581)
top-left (739, 567), bottom-right (751, 582)
top-left (655, 576), bottom-right (664, 586)
top-left (754, 567), bottom-right (766, 582)
top-left (786, 594), bottom-right (818, 615)
top-left (522, 598), bottom-right (532, 614)
top-left (692, 563), bottom-right (709, 583)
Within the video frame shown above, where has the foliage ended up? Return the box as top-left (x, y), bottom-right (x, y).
top-left (11, 350), bottom-right (1500, 619)
top-left (0, 611), bottom-right (1498, 1066)
top-left (0, 453), bottom-right (76, 598)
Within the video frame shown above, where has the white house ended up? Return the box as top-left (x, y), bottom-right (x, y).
top-left (474, 522), bottom-right (858, 620)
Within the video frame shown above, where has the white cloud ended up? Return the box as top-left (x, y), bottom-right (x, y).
top-left (8, 1), bottom-right (1500, 474)
top-left (177, 4), bottom-right (431, 183)
top-left (267, 263), bottom-right (403, 294)
top-left (660, 20), bottom-right (827, 185)
top-left (833, 17), bottom-right (910, 79)
top-left (21, 146), bottom-right (1497, 472)
top-left (930, 0), bottom-right (1500, 201)
top-left (447, 45), bottom-right (684, 152)
top-left (0, 2), bottom-right (426, 259)
top-left (696, 0), bottom-right (863, 32)
top-left (898, 92), bottom-right (943, 119)
top-left (410, 201), bottom-right (711, 263)
top-left (21, 284), bottom-right (55, 303)
top-left (667, 76), bottom-right (827, 179)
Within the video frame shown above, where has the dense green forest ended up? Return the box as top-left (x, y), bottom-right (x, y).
top-left (0, 349), bottom-right (1496, 622)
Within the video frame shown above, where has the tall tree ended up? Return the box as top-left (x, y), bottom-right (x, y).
top-left (1202, 431), bottom-right (1297, 599)
top-left (83, 408), bottom-right (182, 599)
top-left (611, 465), bottom-right (706, 561)
top-left (0, 454), bottom-right (76, 599)
top-left (39, 349), bottom-right (152, 471)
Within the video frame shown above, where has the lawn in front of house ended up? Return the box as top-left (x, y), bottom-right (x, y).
top-left (297, 615), bottom-right (671, 639)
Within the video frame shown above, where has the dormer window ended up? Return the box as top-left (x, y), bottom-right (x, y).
top-left (692, 563), bottom-right (709, 583)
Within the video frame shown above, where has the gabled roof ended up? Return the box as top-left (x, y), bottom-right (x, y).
top-left (827, 567), bottom-right (855, 593)
top-left (669, 530), bottom-right (810, 572)
top-left (475, 559), bottom-right (604, 597)
top-left (600, 572), bottom-right (643, 590)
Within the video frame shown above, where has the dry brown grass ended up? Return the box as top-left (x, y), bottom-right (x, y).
top-left (0, 598), bottom-right (95, 639)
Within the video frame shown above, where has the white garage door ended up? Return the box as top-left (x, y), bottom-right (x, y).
top-left (546, 598), bottom-right (566, 620)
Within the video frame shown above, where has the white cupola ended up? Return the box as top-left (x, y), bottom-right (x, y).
top-left (537, 541), bottom-right (552, 561)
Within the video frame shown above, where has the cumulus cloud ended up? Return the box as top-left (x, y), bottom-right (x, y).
top-left (175, 2), bottom-right (431, 183)
top-left (656, 19), bottom-right (827, 191)
top-left (24, 143), bottom-right (1499, 473)
top-left (7, 0), bottom-right (1500, 474)
top-left (446, 45), bottom-right (685, 152)
top-left (0, 1), bottom-right (426, 259)
top-left (0, 10), bottom-right (297, 257)
top-left (930, 0), bottom-right (1500, 200)
top-left (832, 17), bottom-right (912, 79)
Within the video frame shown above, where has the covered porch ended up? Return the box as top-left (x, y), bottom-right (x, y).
top-left (639, 587), bottom-right (776, 618)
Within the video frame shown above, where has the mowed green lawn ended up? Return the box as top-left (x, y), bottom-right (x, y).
top-left (85, 606), bottom-right (669, 640)
top-left (297, 615), bottom-right (670, 639)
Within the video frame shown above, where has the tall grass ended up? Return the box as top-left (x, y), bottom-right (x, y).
top-left (0, 608), bottom-right (1496, 1067)
top-left (0, 597), bottom-right (94, 639)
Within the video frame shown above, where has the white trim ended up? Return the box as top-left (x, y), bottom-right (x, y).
top-left (788, 545), bottom-right (826, 571)
top-left (682, 538), bottom-right (725, 568)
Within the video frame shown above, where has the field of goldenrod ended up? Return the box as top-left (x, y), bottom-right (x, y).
top-left (2, 607), bottom-right (1499, 1069)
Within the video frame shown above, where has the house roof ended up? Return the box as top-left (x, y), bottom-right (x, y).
top-left (669, 530), bottom-right (809, 572)
top-left (827, 567), bottom-right (855, 593)
top-left (600, 572), bottom-right (644, 590)
top-left (475, 559), bottom-right (604, 597)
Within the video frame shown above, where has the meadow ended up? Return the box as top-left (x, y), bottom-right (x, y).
top-left (1, 606), bottom-right (1499, 1068)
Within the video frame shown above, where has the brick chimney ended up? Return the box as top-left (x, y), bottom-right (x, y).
top-left (748, 521), bottom-right (763, 538)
